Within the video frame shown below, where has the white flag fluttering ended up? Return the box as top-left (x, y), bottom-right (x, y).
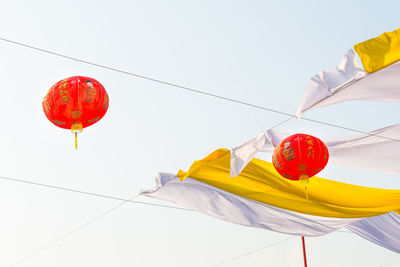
top-left (347, 212), bottom-right (400, 253)
top-left (142, 173), bottom-right (400, 253)
top-left (296, 28), bottom-right (400, 117)
top-left (296, 50), bottom-right (367, 117)
top-left (142, 173), bottom-right (361, 236)
top-left (297, 57), bottom-right (400, 117)
top-left (230, 124), bottom-right (400, 177)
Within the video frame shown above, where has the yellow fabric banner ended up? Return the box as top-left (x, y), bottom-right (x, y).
top-left (354, 28), bottom-right (400, 73)
top-left (177, 149), bottom-right (400, 218)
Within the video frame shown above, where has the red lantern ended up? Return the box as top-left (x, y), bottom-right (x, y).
top-left (272, 133), bottom-right (329, 182)
top-left (42, 76), bottom-right (109, 149)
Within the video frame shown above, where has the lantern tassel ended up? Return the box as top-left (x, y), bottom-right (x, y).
top-left (75, 132), bottom-right (78, 150)
top-left (299, 174), bottom-right (309, 200)
top-left (71, 122), bottom-right (83, 150)
top-left (304, 185), bottom-right (309, 201)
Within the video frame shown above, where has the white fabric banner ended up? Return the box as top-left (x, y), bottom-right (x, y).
top-left (296, 50), bottom-right (400, 117)
top-left (230, 124), bottom-right (400, 177)
top-left (347, 212), bottom-right (400, 254)
top-left (142, 173), bottom-right (400, 253)
top-left (142, 173), bottom-right (361, 236)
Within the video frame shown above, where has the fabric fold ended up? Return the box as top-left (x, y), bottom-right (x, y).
top-left (347, 212), bottom-right (400, 253)
top-left (174, 149), bottom-right (400, 218)
top-left (143, 171), bottom-right (400, 253)
top-left (297, 28), bottom-right (400, 117)
top-left (142, 173), bottom-right (361, 236)
top-left (296, 50), bottom-right (366, 117)
top-left (231, 124), bottom-right (400, 177)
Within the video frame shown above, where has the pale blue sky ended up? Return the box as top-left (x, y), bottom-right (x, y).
top-left (0, 0), bottom-right (399, 266)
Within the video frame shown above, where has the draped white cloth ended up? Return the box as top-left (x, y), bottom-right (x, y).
top-left (347, 212), bottom-right (400, 253)
top-left (230, 124), bottom-right (400, 177)
top-left (296, 50), bottom-right (400, 117)
top-left (142, 173), bottom-right (400, 253)
top-left (142, 173), bottom-right (361, 236)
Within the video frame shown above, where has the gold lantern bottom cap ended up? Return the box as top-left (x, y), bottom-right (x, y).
top-left (71, 122), bottom-right (83, 134)
top-left (299, 174), bottom-right (309, 184)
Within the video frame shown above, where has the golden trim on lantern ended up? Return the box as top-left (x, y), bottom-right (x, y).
top-left (103, 94), bottom-right (109, 110)
top-left (88, 116), bottom-right (100, 123)
top-left (53, 120), bottom-right (66, 125)
top-left (282, 173), bottom-right (293, 179)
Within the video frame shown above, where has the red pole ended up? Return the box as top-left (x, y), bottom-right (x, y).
top-left (301, 236), bottom-right (308, 267)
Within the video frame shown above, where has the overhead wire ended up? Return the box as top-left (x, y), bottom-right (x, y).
top-left (0, 37), bottom-right (389, 266)
top-left (270, 116), bottom-right (294, 129)
top-left (0, 112), bottom-right (341, 266)
top-left (211, 236), bottom-right (296, 266)
top-left (1, 172), bottom-right (189, 266)
top-left (211, 229), bottom-right (355, 267)
top-left (380, 259), bottom-right (400, 267)
top-left (2, 171), bottom-right (357, 267)
top-left (10, 193), bottom-right (141, 267)
top-left (0, 175), bottom-right (192, 211)
top-left (211, 229), bottom-right (357, 267)
top-left (3, 102), bottom-right (360, 266)
top-left (0, 37), bottom-right (399, 143)
top-left (0, 116), bottom-right (331, 266)
top-left (4, 172), bottom-right (193, 266)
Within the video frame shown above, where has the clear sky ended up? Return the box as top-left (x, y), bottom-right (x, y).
top-left (0, 0), bottom-right (399, 266)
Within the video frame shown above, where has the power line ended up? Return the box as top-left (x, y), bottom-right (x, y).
top-left (0, 37), bottom-right (399, 143)
top-left (0, 37), bottom-right (390, 266)
top-left (0, 175), bottom-right (192, 212)
top-left (271, 116), bottom-right (294, 129)
top-left (3, 173), bottom-right (189, 266)
top-left (10, 193), bottom-right (140, 267)
top-left (212, 236), bottom-right (295, 266)
top-left (0, 173), bottom-right (356, 266)
top-left (380, 259), bottom-right (400, 267)
top-left (4, 171), bottom-right (291, 267)
top-left (0, 174), bottom-right (357, 238)
top-left (211, 230), bottom-right (355, 267)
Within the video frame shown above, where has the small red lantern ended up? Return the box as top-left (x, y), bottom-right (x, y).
top-left (42, 76), bottom-right (109, 149)
top-left (272, 133), bottom-right (329, 182)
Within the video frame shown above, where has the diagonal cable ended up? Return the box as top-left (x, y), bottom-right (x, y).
top-left (380, 259), bottom-right (400, 267)
top-left (211, 230), bottom-right (355, 267)
top-left (212, 236), bottom-right (295, 266)
top-left (0, 175), bottom-right (192, 211)
top-left (10, 194), bottom-right (139, 267)
top-left (0, 37), bottom-right (399, 143)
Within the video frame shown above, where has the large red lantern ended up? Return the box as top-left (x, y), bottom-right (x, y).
top-left (42, 76), bottom-right (109, 149)
top-left (272, 133), bottom-right (329, 182)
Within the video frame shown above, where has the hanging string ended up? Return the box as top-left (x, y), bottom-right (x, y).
top-left (304, 184), bottom-right (309, 201)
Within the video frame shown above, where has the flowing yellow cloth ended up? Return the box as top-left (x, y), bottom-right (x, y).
top-left (354, 28), bottom-right (400, 73)
top-left (177, 149), bottom-right (400, 218)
